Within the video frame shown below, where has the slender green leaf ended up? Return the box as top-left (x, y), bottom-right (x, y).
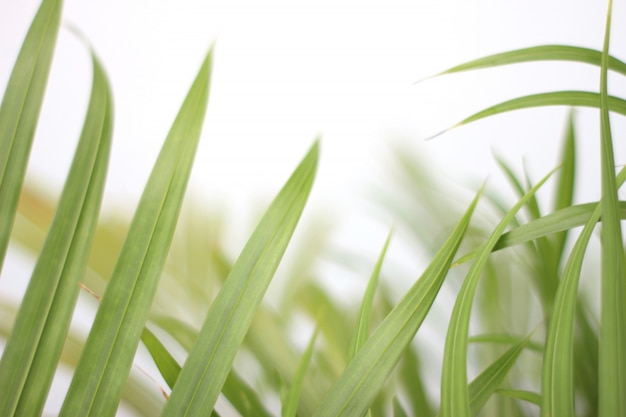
top-left (399, 346), bottom-right (434, 417)
top-left (424, 45), bottom-right (626, 80)
top-left (348, 229), bottom-right (393, 360)
top-left (0, 50), bottom-right (113, 416)
top-left (141, 327), bottom-right (181, 390)
top-left (454, 200), bottom-right (626, 266)
top-left (163, 140), bottom-right (319, 415)
top-left (431, 91), bottom-right (626, 138)
top-left (469, 333), bottom-right (543, 353)
top-left (312, 188), bottom-right (482, 417)
top-left (245, 307), bottom-right (328, 416)
top-left (393, 397), bottom-right (409, 417)
top-left (0, 0), bottom-right (62, 271)
top-left (573, 304), bottom-right (600, 415)
top-left (497, 389), bottom-right (542, 407)
top-left (221, 370), bottom-right (274, 417)
top-left (59, 48), bottom-right (212, 417)
top-left (598, 2), bottom-right (626, 415)
top-left (441, 169), bottom-right (554, 417)
top-left (283, 327), bottom-right (319, 417)
top-left (552, 111), bottom-right (577, 259)
top-left (141, 326), bottom-right (272, 417)
top-left (541, 180), bottom-right (600, 416)
top-left (467, 334), bottom-right (533, 416)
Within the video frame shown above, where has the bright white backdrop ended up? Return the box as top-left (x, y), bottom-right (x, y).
top-left (2, 1), bottom-right (623, 212)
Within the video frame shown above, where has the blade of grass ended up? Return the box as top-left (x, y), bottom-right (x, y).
top-left (141, 326), bottom-right (273, 417)
top-left (348, 229), bottom-right (393, 360)
top-left (497, 389), bottom-right (542, 407)
top-left (312, 188), bottom-right (482, 417)
top-left (431, 91), bottom-right (626, 138)
top-left (454, 200), bottom-right (626, 266)
top-left (574, 304), bottom-right (599, 415)
top-left (0, 49), bottom-right (113, 417)
top-left (441, 168), bottom-right (554, 417)
top-left (59, 48), bottom-right (212, 417)
top-left (283, 327), bottom-right (319, 417)
top-left (399, 346), bottom-right (434, 417)
top-left (466, 333), bottom-right (534, 416)
top-left (541, 177), bottom-right (601, 416)
top-left (141, 327), bottom-right (181, 390)
top-left (162, 140), bottom-right (318, 415)
top-left (552, 111), bottom-right (577, 259)
top-left (0, 0), bottom-right (62, 271)
top-left (598, 2), bottom-right (626, 415)
top-left (246, 307), bottom-right (328, 416)
top-left (393, 397), bottom-right (409, 417)
top-left (422, 45), bottom-right (626, 80)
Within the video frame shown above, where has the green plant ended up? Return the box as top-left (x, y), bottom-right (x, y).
top-left (1, 0), bottom-right (624, 416)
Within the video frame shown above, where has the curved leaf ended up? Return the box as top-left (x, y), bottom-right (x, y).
top-left (454, 200), bottom-right (626, 266)
top-left (444, 91), bottom-right (626, 134)
top-left (441, 169), bottom-right (554, 417)
top-left (312, 188), bottom-right (482, 417)
top-left (425, 45), bottom-right (626, 79)
top-left (162, 140), bottom-right (319, 415)
top-left (0, 49), bottom-right (113, 417)
top-left (0, 0), bottom-right (62, 271)
top-left (348, 229), bottom-right (393, 360)
top-left (59, 48), bottom-right (212, 417)
top-left (597, 2), bottom-right (626, 415)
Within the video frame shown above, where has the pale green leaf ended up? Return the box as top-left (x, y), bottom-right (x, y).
top-left (497, 389), bottom-right (542, 407)
top-left (454, 200), bottom-right (626, 266)
top-left (425, 45), bottom-right (626, 79)
top-left (283, 327), bottom-right (319, 417)
top-left (59, 48), bottom-right (212, 417)
top-left (467, 334), bottom-right (533, 416)
top-left (348, 229), bottom-right (393, 360)
top-left (598, 2), bottom-right (626, 415)
top-left (312, 188), bottom-right (482, 417)
top-left (541, 179), bottom-right (601, 416)
top-left (0, 49), bottom-right (113, 417)
top-left (162, 140), bottom-right (318, 415)
top-left (441, 169), bottom-right (554, 417)
top-left (431, 91), bottom-right (626, 138)
top-left (0, 0), bottom-right (62, 271)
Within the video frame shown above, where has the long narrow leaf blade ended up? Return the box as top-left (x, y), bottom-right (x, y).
top-left (163, 140), bottom-right (319, 415)
top-left (468, 333), bottom-right (533, 416)
top-left (441, 169), bottom-right (554, 417)
top-left (454, 201), bottom-right (626, 265)
top-left (348, 230), bottom-right (393, 360)
top-left (598, 2), bottom-right (626, 415)
top-left (59, 49), bottom-right (212, 417)
top-left (424, 45), bottom-right (626, 79)
top-left (0, 0), bottom-right (62, 271)
top-left (432, 91), bottom-right (626, 138)
top-left (312, 189), bottom-right (482, 417)
top-left (0, 50), bottom-right (113, 417)
top-left (541, 184), bottom-right (600, 416)
top-left (283, 327), bottom-right (319, 417)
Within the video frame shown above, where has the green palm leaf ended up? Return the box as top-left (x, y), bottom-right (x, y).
top-left (441, 168), bottom-right (554, 417)
top-left (312, 188), bottom-right (481, 417)
top-left (597, 2), bottom-right (626, 415)
top-left (0, 49), bottom-right (113, 417)
top-left (162, 140), bottom-right (318, 415)
top-left (0, 0), bottom-right (62, 271)
top-left (59, 48), bottom-right (212, 417)
top-left (423, 45), bottom-right (626, 80)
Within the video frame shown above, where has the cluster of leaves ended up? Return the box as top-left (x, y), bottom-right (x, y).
top-left (0, 0), bottom-right (624, 416)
